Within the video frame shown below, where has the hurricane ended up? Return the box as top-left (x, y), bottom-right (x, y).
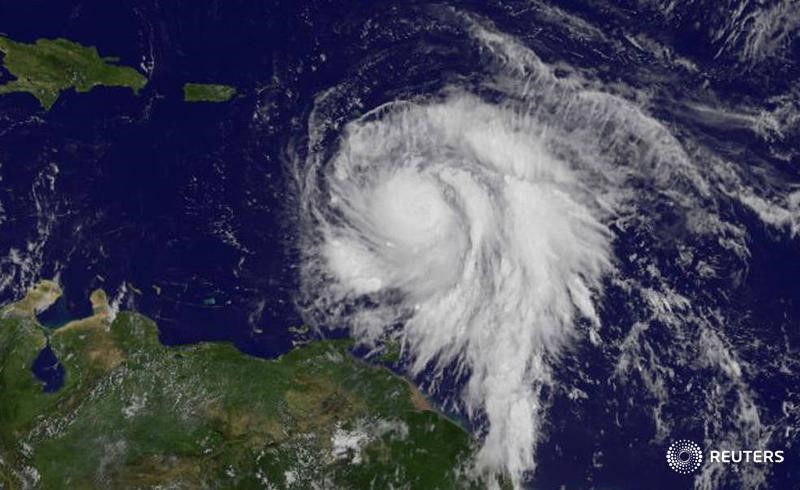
top-left (288, 6), bottom-right (799, 489)
top-left (0, 1), bottom-right (799, 488)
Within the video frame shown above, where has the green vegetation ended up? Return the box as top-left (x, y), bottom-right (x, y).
top-left (0, 36), bottom-right (147, 109)
top-left (183, 82), bottom-right (237, 102)
top-left (380, 337), bottom-right (403, 364)
top-left (0, 284), bottom-right (490, 489)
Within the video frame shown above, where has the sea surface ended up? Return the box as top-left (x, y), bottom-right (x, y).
top-left (1, 1), bottom-right (799, 488)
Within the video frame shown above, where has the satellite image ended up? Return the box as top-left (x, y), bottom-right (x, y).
top-left (0, 1), bottom-right (798, 489)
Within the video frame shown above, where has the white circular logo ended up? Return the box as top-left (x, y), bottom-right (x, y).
top-left (666, 439), bottom-right (703, 474)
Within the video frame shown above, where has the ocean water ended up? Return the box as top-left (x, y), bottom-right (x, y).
top-left (1, 1), bottom-right (799, 488)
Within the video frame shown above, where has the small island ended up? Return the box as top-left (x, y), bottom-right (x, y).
top-left (183, 82), bottom-right (237, 102)
top-left (0, 36), bottom-right (147, 110)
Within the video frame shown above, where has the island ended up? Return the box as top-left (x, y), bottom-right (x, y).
top-left (183, 83), bottom-right (237, 102)
top-left (0, 36), bottom-right (148, 110)
top-left (0, 282), bottom-right (492, 489)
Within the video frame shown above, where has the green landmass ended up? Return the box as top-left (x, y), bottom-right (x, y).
top-left (0, 282), bottom-right (491, 489)
top-left (380, 337), bottom-right (403, 364)
top-left (183, 83), bottom-right (237, 102)
top-left (0, 36), bottom-right (147, 110)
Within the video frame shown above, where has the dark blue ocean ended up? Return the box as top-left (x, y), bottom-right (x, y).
top-left (1, 1), bottom-right (798, 488)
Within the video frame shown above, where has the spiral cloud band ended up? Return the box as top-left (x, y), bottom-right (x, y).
top-left (323, 93), bottom-right (614, 474)
top-left (293, 14), bottom-right (787, 487)
top-left (298, 23), bottom-right (683, 483)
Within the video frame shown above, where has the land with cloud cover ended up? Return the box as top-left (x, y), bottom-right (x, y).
top-left (0, 282), bottom-right (491, 489)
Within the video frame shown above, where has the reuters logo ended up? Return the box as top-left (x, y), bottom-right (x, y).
top-left (666, 440), bottom-right (703, 474)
